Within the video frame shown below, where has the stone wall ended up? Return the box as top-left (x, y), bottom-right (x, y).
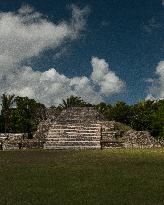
top-left (101, 129), bottom-right (162, 149)
top-left (0, 133), bottom-right (43, 150)
top-left (0, 133), bottom-right (26, 150)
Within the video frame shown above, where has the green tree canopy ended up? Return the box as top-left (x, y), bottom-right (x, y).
top-left (58, 96), bottom-right (91, 109)
top-left (1, 94), bottom-right (15, 132)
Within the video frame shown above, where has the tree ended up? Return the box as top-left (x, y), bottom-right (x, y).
top-left (95, 102), bottom-right (113, 120)
top-left (111, 101), bottom-right (131, 124)
top-left (126, 100), bottom-right (164, 139)
top-left (58, 96), bottom-right (90, 109)
top-left (149, 100), bottom-right (164, 138)
top-left (0, 115), bottom-right (4, 133)
top-left (96, 101), bottom-right (131, 123)
top-left (11, 96), bottom-right (46, 136)
top-left (127, 100), bottom-right (155, 131)
top-left (1, 94), bottom-right (15, 132)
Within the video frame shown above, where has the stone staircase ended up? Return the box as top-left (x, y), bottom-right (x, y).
top-left (44, 122), bottom-right (101, 149)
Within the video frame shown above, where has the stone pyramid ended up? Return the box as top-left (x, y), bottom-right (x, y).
top-left (44, 107), bottom-right (103, 149)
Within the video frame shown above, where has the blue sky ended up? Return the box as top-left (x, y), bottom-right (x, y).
top-left (0, 0), bottom-right (164, 106)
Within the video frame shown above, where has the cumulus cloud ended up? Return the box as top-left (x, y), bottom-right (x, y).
top-left (0, 58), bottom-right (124, 106)
top-left (91, 57), bottom-right (125, 96)
top-left (0, 4), bottom-right (89, 70)
top-left (0, 5), bottom-right (124, 106)
top-left (146, 61), bottom-right (164, 100)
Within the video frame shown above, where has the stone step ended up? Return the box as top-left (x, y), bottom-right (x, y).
top-left (48, 129), bottom-right (101, 132)
top-left (48, 131), bottom-right (100, 136)
top-left (44, 145), bottom-right (101, 149)
top-left (48, 130), bottom-right (100, 136)
top-left (44, 141), bottom-right (100, 146)
top-left (49, 127), bottom-right (100, 133)
top-left (102, 130), bottom-right (120, 133)
top-left (50, 124), bottom-right (101, 128)
top-left (46, 136), bottom-right (100, 140)
top-left (101, 131), bottom-right (122, 134)
top-left (46, 139), bottom-right (100, 143)
top-left (48, 133), bottom-right (101, 136)
top-left (49, 126), bottom-right (101, 130)
top-left (46, 135), bottom-right (100, 141)
top-left (52, 122), bottom-right (101, 125)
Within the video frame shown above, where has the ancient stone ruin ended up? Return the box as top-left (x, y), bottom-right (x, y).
top-left (43, 107), bottom-right (104, 149)
top-left (0, 107), bottom-right (162, 150)
top-left (36, 107), bottom-right (162, 149)
top-left (0, 133), bottom-right (43, 150)
top-left (0, 133), bottom-right (25, 150)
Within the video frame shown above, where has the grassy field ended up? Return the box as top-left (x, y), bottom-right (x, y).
top-left (0, 149), bottom-right (164, 205)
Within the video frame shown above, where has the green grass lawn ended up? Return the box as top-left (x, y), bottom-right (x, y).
top-left (0, 149), bottom-right (164, 205)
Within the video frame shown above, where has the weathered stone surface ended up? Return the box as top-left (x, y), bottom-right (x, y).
top-left (0, 133), bottom-right (25, 150)
top-left (45, 107), bottom-right (61, 121)
top-left (0, 133), bottom-right (43, 150)
top-left (0, 133), bottom-right (27, 141)
top-left (121, 131), bottom-right (161, 148)
top-left (33, 120), bottom-right (52, 142)
top-left (101, 130), bottom-right (161, 149)
top-left (56, 107), bottom-right (104, 124)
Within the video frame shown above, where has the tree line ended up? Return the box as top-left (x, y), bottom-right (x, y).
top-left (0, 94), bottom-right (46, 137)
top-left (0, 94), bottom-right (163, 139)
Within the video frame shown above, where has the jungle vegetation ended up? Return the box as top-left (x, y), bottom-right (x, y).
top-left (0, 94), bottom-right (163, 139)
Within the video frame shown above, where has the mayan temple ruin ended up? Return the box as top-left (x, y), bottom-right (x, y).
top-left (43, 107), bottom-right (104, 149)
top-left (0, 106), bottom-right (162, 150)
top-left (35, 107), bottom-right (162, 149)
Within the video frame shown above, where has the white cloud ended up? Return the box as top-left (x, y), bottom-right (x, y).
top-left (0, 4), bottom-right (89, 70)
top-left (162, 0), bottom-right (164, 6)
top-left (145, 94), bottom-right (156, 101)
top-left (0, 6), bottom-right (125, 107)
top-left (146, 61), bottom-right (164, 100)
top-left (69, 4), bottom-right (90, 38)
top-left (0, 57), bottom-right (124, 106)
top-left (91, 57), bottom-right (125, 96)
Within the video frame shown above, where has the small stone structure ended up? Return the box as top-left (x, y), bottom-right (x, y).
top-left (0, 133), bottom-right (43, 150)
top-left (35, 107), bottom-right (162, 149)
top-left (0, 133), bottom-right (26, 150)
top-left (101, 126), bottom-right (161, 149)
